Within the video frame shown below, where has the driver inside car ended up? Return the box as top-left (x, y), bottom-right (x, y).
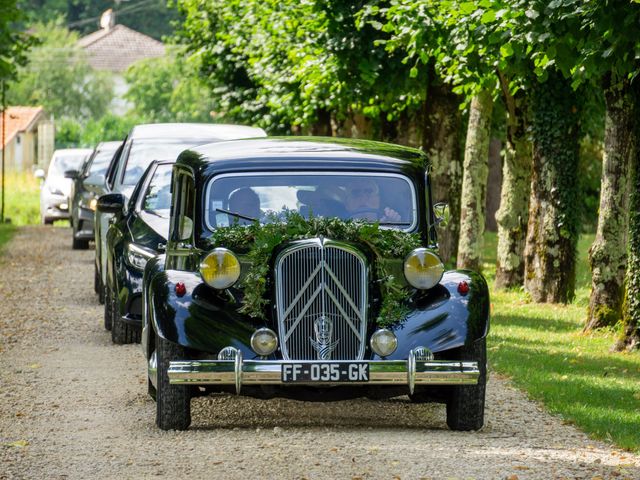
top-left (344, 178), bottom-right (401, 223)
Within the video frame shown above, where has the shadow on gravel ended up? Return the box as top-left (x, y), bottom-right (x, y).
top-left (188, 394), bottom-right (450, 430)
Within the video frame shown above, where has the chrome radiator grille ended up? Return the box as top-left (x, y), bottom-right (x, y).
top-left (275, 238), bottom-right (368, 360)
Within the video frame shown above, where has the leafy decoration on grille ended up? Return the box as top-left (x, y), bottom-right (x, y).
top-left (207, 211), bottom-right (422, 327)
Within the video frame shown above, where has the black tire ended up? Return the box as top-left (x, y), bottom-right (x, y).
top-left (94, 264), bottom-right (100, 295)
top-left (111, 289), bottom-right (141, 344)
top-left (42, 216), bottom-right (54, 225)
top-left (72, 236), bottom-right (89, 250)
top-left (104, 285), bottom-right (113, 331)
top-left (446, 337), bottom-right (487, 431)
top-left (156, 334), bottom-right (191, 430)
top-left (98, 274), bottom-right (105, 304)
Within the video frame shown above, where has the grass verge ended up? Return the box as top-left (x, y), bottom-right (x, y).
top-left (0, 223), bottom-right (16, 255)
top-left (483, 232), bottom-right (640, 452)
top-left (1, 171), bottom-right (41, 225)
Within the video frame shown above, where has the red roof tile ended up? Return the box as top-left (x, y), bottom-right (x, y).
top-left (0, 106), bottom-right (45, 148)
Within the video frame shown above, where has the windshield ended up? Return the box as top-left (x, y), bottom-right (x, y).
top-left (142, 164), bottom-right (173, 218)
top-left (207, 172), bottom-right (417, 231)
top-left (122, 140), bottom-right (202, 186)
top-left (50, 153), bottom-right (87, 175)
top-left (87, 146), bottom-right (119, 177)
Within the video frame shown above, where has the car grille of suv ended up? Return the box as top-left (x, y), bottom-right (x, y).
top-left (275, 238), bottom-right (368, 361)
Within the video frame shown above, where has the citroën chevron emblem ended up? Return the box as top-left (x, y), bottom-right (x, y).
top-left (310, 315), bottom-right (339, 360)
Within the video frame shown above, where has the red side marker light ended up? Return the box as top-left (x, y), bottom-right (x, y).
top-left (175, 282), bottom-right (187, 297)
top-left (457, 281), bottom-right (469, 296)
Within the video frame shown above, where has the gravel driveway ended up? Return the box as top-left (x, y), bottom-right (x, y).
top-left (0, 227), bottom-right (638, 480)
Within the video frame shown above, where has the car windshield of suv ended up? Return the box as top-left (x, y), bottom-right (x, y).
top-left (142, 164), bottom-right (173, 218)
top-left (122, 140), bottom-right (203, 186)
top-left (207, 172), bottom-right (417, 231)
top-left (50, 153), bottom-right (87, 175)
top-left (87, 147), bottom-right (119, 177)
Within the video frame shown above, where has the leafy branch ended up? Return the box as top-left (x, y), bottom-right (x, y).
top-left (208, 211), bottom-right (422, 327)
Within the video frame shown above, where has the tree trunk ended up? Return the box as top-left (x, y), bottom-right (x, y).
top-left (309, 108), bottom-right (332, 136)
top-left (423, 80), bottom-right (463, 265)
top-left (615, 81), bottom-right (640, 351)
top-left (457, 89), bottom-right (493, 271)
top-left (524, 72), bottom-right (581, 303)
top-left (495, 83), bottom-right (532, 289)
top-left (585, 76), bottom-right (632, 331)
top-left (484, 137), bottom-right (503, 233)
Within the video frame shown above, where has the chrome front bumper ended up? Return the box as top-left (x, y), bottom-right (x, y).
top-left (167, 350), bottom-right (480, 395)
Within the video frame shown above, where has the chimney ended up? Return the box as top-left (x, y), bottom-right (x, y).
top-left (99, 9), bottom-right (115, 30)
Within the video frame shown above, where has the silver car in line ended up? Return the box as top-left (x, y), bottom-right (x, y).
top-left (36, 148), bottom-right (93, 224)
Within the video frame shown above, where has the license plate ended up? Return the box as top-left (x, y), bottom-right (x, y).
top-left (282, 362), bottom-right (370, 383)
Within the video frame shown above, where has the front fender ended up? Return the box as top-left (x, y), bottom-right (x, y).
top-left (147, 269), bottom-right (489, 361)
top-left (381, 269), bottom-right (490, 359)
top-left (147, 268), bottom-right (264, 356)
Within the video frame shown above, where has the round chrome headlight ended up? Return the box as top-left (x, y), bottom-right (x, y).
top-left (200, 248), bottom-right (241, 289)
top-left (370, 329), bottom-right (398, 357)
top-left (403, 248), bottom-right (444, 290)
top-left (250, 328), bottom-right (278, 356)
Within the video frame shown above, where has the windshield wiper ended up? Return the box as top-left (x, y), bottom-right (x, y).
top-left (216, 208), bottom-right (257, 222)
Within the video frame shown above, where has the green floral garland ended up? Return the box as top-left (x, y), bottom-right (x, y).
top-left (208, 212), bottom-right (422, 327)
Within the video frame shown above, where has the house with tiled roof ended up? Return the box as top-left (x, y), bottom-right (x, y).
top-left (0, 107), bottom-right (54, 172)
top-left (77, 11), bottom-right (165, 113)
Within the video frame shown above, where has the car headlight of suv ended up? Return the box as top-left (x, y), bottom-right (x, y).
top-left (126, 243), bottom-right (156, 271)
top-left (403, 248), bottom-right (444, 290)
top-left (200, 248), bottom-right (241, 289)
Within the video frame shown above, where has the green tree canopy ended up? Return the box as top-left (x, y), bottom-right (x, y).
top-left (0, 0), bottom-right (33, 82)
top-left (7, 20), bottom-right (113, 120)
top-left (124, 48), bottom-right (215, 123)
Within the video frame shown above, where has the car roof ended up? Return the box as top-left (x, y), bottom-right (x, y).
top-left (52, 148), bottom-right (94, 157)
top-left (96, 141), bottom-right (122, 150)
top-left (180, 137), bottom-right (428, 172)
top-left (128, 123), bottom-right (267, 141)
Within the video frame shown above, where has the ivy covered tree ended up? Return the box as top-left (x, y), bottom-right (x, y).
top-left (618, 86), bottom-right (640, 349)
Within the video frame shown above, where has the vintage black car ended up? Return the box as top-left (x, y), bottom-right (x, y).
top-left (143, 137), bottom-right (489, 431)
top-left (99, 160), bottom-right (173, 344)
top-left (67, 141), bottom-right (122, 250)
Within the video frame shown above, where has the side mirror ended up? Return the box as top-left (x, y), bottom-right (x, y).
top-left (34, 169), bottom-right (45, 180)
top-left (64, 169), bottom-right (80, 179)
top-left (84, 173), bottom-right (105, 188)
top-left (433, 202), bottom-right (450, 227)
top-left (97, 193), bottom-right (125, 214)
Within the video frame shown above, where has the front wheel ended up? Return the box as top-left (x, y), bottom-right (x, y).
top-left (111, 292), bottom-right (141, 345)
top-left (156, 334), bottom-right (191, 430)
top-left (446, 337), bottom-right (487, 431)
top-left (72, 235), bottom-right (89, 250)
top-left (103, 285), bottom-right (112, 331)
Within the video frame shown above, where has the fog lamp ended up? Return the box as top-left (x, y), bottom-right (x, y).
top-left (370, 329), bottom-right (398, 357)
top-left (250, 328), bottom-right (278, 356)
top-left (200, 248), bottom-right (240, 289)
top-left (403, 248), bottom-right (444, 290)
top-left (218, 346), bottom-right (238, 360)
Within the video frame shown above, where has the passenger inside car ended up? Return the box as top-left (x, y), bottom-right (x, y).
top-left (228, 187), bottom-right (261, 224)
